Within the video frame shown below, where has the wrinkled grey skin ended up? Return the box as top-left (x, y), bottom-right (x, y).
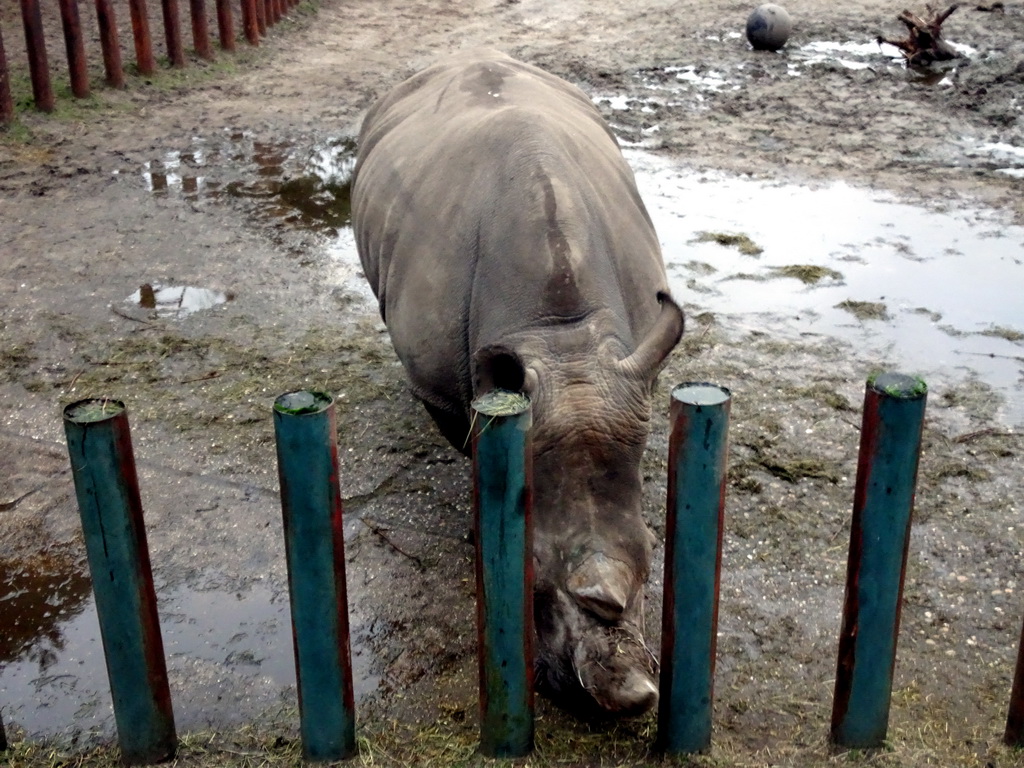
top-left (352, 50), bottom-right (684, 718)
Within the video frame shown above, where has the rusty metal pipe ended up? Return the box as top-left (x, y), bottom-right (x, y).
top-left (214, 0), bottom-right (234, 51)
top-left (128, 0), bottom-right (156, 76)
top-left (58, 0), bottom-right (90, 97)
top-left (273, 391), bottom-right (356, 761)
top-left (254, 0), bottom-right (266, 37)
top-left (161, 0), bottom-right (186, 67)
top-left (240, 0), bottom-right (258, 44)
top-left (19, 0), bottom-right (54, 112)
top-left (93, 0), bottom-right (124, 87)
top-left (0, 20), bottom-right (14, 124)
top-left (472, 391), bottom-right (534, 758)
top-left (657, 383), bottom-right (731, 755)
top-left (62, 398), bottom-right (177, 764)
top-left (831, 373), bottom-right (927, 749)
top-left (1004, 615), bottom-right (1024, 745)
top-left (189, 0), bottom-right (213, 58)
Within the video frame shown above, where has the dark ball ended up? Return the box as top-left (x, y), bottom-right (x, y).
top-left (746, 4), bottom-right (793, 51)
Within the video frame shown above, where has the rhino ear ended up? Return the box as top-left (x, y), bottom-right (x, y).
top-left (618, 292), bottom-right (684, 381)
top-left (473, 345), bottom-right (537, 395)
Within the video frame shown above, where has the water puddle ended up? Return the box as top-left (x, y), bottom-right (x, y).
top-left (0, 548), bottom-right (93, 671)
top-left (132, 132), bottom-right (369, 313)
top-left (793, 40), bottom-right (905, 71)
top-left (593, 65), bottom-right (741, 118)
top-left (138, 132), bottom-right (356, 232)
top-left (962, 139), bottom-right (1024, 178)
top-left (624, 151), bottom-right (1024, 424)
top-left (135, 133), bottom-right (1023, 425)
top-left (126, 283), bottom-right (234, 317)
top-left (0, 572), bottom-right (379, 738)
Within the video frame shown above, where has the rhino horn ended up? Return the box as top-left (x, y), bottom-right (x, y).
top-left (567, 553), bottom-right (635, 622)
top-left (618, 291), bottom-right (684, 380)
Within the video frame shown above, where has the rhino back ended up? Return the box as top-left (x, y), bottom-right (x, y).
top-left (352, 50), bottom-right (668, 416)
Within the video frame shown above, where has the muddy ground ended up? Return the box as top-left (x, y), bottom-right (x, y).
top-left (1, 0), bottom-right (1023, 765)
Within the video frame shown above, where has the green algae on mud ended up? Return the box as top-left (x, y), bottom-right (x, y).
top-left (835, 300), bottom-right (891, 321)
top-left (768, 265), bottom-right (844, 285)
top-left (694, 231), bottom-right (764, 256)
top-left (980, 326), bottom-right (1024, 343)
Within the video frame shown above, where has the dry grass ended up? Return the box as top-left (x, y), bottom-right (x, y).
top-left (6, 701), bottom-right (1024, 768)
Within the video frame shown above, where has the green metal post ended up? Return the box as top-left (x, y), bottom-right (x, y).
top-left (472, 391), bottom-right (533, 758)
top-left (657, 383), bottom-right (731, 755)
top-left (831, 373), bottom-right (927, 749)
top-left (62, 398), bottom-right (177, 764)
top-left (1004, 615), bottom-right (1024, 745)
top-left (1, 706), bottom-right (7, 751)
top-left (273, 391), bottom-right (355, 762)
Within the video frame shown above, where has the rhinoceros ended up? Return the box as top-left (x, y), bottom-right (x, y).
top-left (351, 49), bottom-right (684, 717)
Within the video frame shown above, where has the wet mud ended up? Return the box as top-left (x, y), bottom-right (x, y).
top-left (1, 0), bottom-right (1023, 765)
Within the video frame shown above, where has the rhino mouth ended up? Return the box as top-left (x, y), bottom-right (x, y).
top-left (534, 617), bottom-right (659, 719)
top-left (572, 621), bottom-right (660, 717)
top-left (533, 561), bottom-right (660, 718)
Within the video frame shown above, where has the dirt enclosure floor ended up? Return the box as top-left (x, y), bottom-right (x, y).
top-left (2, 0), bottom-right (1024, 765)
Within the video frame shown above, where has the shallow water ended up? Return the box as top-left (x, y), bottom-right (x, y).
top-left (0, 575), bottom-right (378, 738)
top-left (133, 133), bottom-right (1023, 423)
top-left (126, 283), bottom-right (233, 316)
top-left (138, 132), bottom-right (355, 231)
top-left (626, 151), bottom-right (1023, 425)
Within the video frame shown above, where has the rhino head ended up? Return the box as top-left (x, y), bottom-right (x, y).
top-left (473, 294), bottom-right (684, 717)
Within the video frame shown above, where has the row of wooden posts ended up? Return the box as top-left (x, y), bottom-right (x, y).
top-left (0, 0), bottom-right (300, 125)
top-left (2, 375), bottom-right (1024, 762)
